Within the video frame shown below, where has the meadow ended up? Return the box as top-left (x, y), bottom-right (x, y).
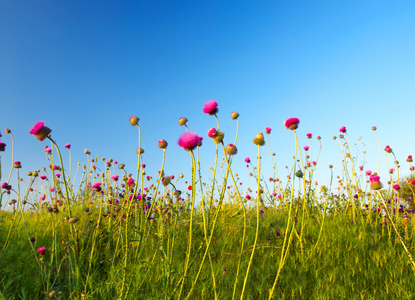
top-left (1, 100), bottom-right (415, 299)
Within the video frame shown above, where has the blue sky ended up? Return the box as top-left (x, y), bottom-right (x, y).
top-left (1, 1), bottom-right (415, 195)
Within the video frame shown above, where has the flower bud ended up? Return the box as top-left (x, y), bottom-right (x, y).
top-left (213, 131), bottom-right (225, 144)
top-left (253, 133), bottom-right (265, 146)
top-left (129, 116), bottom-right (139, 126)
top-left (225, 144), bottom-right (238, 156)
top-left (178, 117), bottom-right (188, 126)
top-left (231, 111), bottom-right (239, 120)
top-left (158, 139), bottom-right (168, 149)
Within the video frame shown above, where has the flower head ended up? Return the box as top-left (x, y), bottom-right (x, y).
top-left (178, 117), bottom-right (188, 126)
top-left (365, 170), bottom-right (372, 176)
top-left (37, 247), bottom-right (46, 255)
top-left (129, 116), bottom-right (139, 126)
top-left (0, 142), bottom-right (6, 152)
top-left (265, 127), bottom-right (272, 134)
top-left (339, 126), bottom-right (346, 133)
top-left (407, 155), bottom-right (413, 162)
top-left (29, 121), bottom-right (52, 141)
top-left (306, 133), bottom-right (312, 138)
top-left (207, 128), bottom-right (217, 138)
top-left (178, 132), bottom-right (200, 151)
top-left (384, 145), bottom-right (392, 153)
top-left (111, 174), bottom-right (119, 181)
top-left (92, 182), bottom-right (102, 191)
top-left (304, 146), bottom-right (309, 151)
top-left (225, 144), bottom-right (238, 156)
top-left (253, 133), bottom-right (265, 146)
top-left (158, 139), bottom-right (168, 149)
top-left (369, 175), bottom-right (383, 190)
top-left (203, 100), bottom-right (218, 115)
top-left (245, 157), bottom-right (250, 163)
top-left (65, 144), bottom-right (71, 149)
top-left (45, 148), bottom-right (52, 154)
top-left (393, 184), bottom-right (401, 191)
top-left (284, 118), bottom-right (300, 130)
top-left (231, 111), bottom-right (239, 120)
top-left (14, 161), bottom-right (22, 169)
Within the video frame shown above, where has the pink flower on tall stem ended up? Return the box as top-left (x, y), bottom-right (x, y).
top-left (365, 170), bottom-right (372, 176)
top-left (306, 133), bottom-right (312, 138)
top-left (37, 247), bottom-right (46, 255)
top-left (178, 132), bottom-right (200, 151)
top-left (207, 128), bottom-right (217, 138)
top-left (393, 184), bottom-right (401, 191)
top-left (203, 100), bottom-right (218, 115)
top-left (45, 148), bottom-right (52, 154)
top-left (29, 121), bottom-right (52, 141)
top-left (339, 126), bottom-right (346, 133)
top-left (245, 157), bottom-right (250, 163)
top-left (284, 118), bottom-right (300, 130)
top-left (265, 127), bottom-right (272, 134)
top-left (304, 146), bottom-right (309, 151)
top-left (65, 144), bottom-right (71, 149)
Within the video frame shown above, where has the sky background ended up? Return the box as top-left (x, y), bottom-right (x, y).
top-left (1, 1), bottom-right (415, 198)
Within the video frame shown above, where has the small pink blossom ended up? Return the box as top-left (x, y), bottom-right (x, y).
top-left (111, 175), bottom-right (119, 181)
top-left (203, 100), bottom-right (218, 115)
top-left (45, 148), bottom-right (52, 154)
top-left (393, 184), bottom-right (401, 190)
top-left (178, 132), bottom-right (200, 151)
top-left (245, 157), bottom-right (250, 163)
top-left (304, 146), bottom-right (309, 151)
top-left (306, 133), bottom-right (312, 138)
top-left (65, 144), bottom-right (71, 149)
top-left (339, 126), bottom-right (346, 133)
top-left (365, 170), bottom-right (372, 176)
top-left (284, 118), bottom-right (300, 130)
top-left (40, 175), bottom-right (47, 180)
top-left (127, 178), bottom-right (135, 186)
top-left (369, 175), bottom-right (380, 183)
top-left (359, 165), bottom-right (363, 170)
top-left (207, 128), bottom-right (217, 138)
top-left (29, 121), bottom-right (52, 141)
top-left (92, 182), bottom-right (101, 190)
top-left (265, 127), bottom-right (272, 134)
top-left (37, 247), bottom-right (46, 255)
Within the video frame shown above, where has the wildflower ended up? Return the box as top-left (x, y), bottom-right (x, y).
top-left (203, 100), bottom-right (218, 115)
top-left (65, 144), bottom-right (71, 149)
top-left (253, 132), bottom-right (265, 146)
top-left (118, 164), bottom-right (125, 169)
top-left (369, 175), bottom-right (383, 190)
top-left (178, 132), bottom-right (201, 151)
top-left (158, 139), bottom-right (168, 149)
top-left (304, 146), bottom-right (309, 151)
top-left (112, 175), bottom-right (119, 181)
top-left (45, 148), bottom-right (52, 154)
top-left (284, 118), bottom-right (300, 130)
top-left (213, 131), bottom-right (225, 144)
top-left (30, 237), bottom-right (36, 243)
top-left (225, 144), bottom-right (238, 156)
top-left (40, 175), bottom-right (47, 180)
top-left (265, 127), bottom-right (272, 134)
top-left (384, 145), bottom-right (392, 153)
top-left (127, 178), bottom-right (135, 186)
top-left (29, 121), bottom-right (52, 141)
top-left (411, 180), bottom-right (415, 185)
top-left (162, 176), bottom-right (171, 186)
top-left (197, 136), bottom-right (203, 147)
top-left (0, 142), bottom-right (6, 151)
top-left (92, 182), bottom-right (102, 192)
top-left (207, 128), bottom-right (217, 138)
top-left (14, 161), bottom-right (22, 169)
top-left (38, 247), bottom-right (46, 255)
top-left (188, 185), bottom-right (192, 191)
top-left (407, 155), bottom-right (413, 162)
top-left (136, 148), bottom-right (144, 154)
top-left (339, 126), bottom-right (346, 133)
top-left (372, 126), bottom-right (377, 131)
top-left (129, 116), bottom-right (139, 126)
top-left (4, 128), bottom-right (11, 134)
top-left (84, 149), bottom-right (91, 155)
top-left (68, 217), bottom-right (80, 224)
top-left (306, 133), bottom-right (312, 138)
top-left (231, 111), bottom-right (239, 120)
top-left (393, 184), bottom-right (401, 191)
top-left (295, 170), bottom-right (303, 178)
top-left (178, 117), bottom-right (188, 126)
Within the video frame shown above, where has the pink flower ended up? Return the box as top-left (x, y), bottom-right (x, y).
top-left (40, 175), bottom-right (47, 180)
top-left (306, 133), bottom-right (312, 138)
top-left (393, 184), bottom-right (401, 191)
top-left (245, 157), bottom-right (250, 163)
top-left (304, 146), bottom-right (309, 151)
top-left (50, 187), bottom-right (55, 192)
top-left (265, 127), bottom-right (272, 134)
top-left (339, 126), bottom-right (346, 133)
top-left (411, 180), bottom-right (415, 185)
top-left (203, 100), bottom-right (218, 115)
top-left (365, 170), bottom-right (372, 176)
top-left (359, 165), bottom-right (363, 170)
top-left (0, 142), bottom-right (6, 151)
top-left (312, 161), bottom-right (317, 166)
top-left (45, 148), bottom-right (52, 154)
top-left (127, 178), bottom-right (135, 186)
top-left (92, 182), bottom-right (101, 190)
top-left (40, 194), bottom-right (46, 201)
top-left (207, 128), bottom-right (217, 138)
top-left (369, 175), bottom-right (380, 183)
top-left (111, 175), bottom-right (119, 181)
top-left (385, 145), bottom-right (392, 153)
top-left (284, 118), bottom-right (300, 130)
top-left (65, 144), bottom-right (71, 149)
top-left (29, 121), bottom-right (52, 141)
top-left (178, 132), bottom-right (200, 151)
top-left (142, 164), bottom-right (146, 168)
top-left (56, 173), bottom-right (61, 178)
top-left (37, 247), bottom-right (46, 255)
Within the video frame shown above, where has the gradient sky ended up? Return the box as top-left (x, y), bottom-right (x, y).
top-left (1, 1), bottom-right (415, 196)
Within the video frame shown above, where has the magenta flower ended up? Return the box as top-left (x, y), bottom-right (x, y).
top-left (265, 127), bottom-right (272, 134)
top-left (37, 247), bottom-right (46, 255)
top-left (339, 126), bottom-right (346, 133)
top-left (304, 146), bottom-right (309, 151)
top-left (365, 170), bottom-right (372, 176)
top-left (178, 132), bottom-right (200, 151)
top-left (284, 118), bottom-right (300, 130)
top-left (40, 175), bottom-right (47, 180)
top-left (29, 121), bottom-right (52, 142)
top-left (56, 173), bottom-right (61, 178)
top-left (65, 144), bottom-right (71, 149)
top-left (385, 145), bottom-right (392, 153)
top-left (306, 133), bottom-right (312, 138)
top-left (207, 128), bottom-right (217, 138)
top-left (92, 182), bottom-right (101, 190)
top-left (411, 180), bottom-right (415, 185)
top-left (40, 194), bottom-right (46, 201)
top-left (369, 175), bottom-right (380, 183)
top-left (203, 100), bottom-right (218, 115)
top-left (359, 165), bottom-right (363, 170)
top-left (0, 142), bottom-right (6, 152)
top-left (393, 184), bottom-right (401, 190)
top-left (127, 178), bottom-right (135, 186)
top-left (45, 148), bottom-right (52, 154)
top-left (111, 174), bottom-right (119, 181)
top-left (245, 157), bottom-right (250, 163)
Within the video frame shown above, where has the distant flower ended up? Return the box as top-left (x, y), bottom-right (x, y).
top-left (207, 128), bottom-right (217, 138)
top-left (29, 121), bottom-right (52, 142)
top-left (158, 139), bottom-right (168, 149)
top-left (412, 180), bottom-right (415, 185)
top-left (188, 185), bottom-right (192, 191)
top-left (30, 237), bottom-right (36, 243)
top-left (37, 247), bottom-right (46, 255)
top-left (365, 170), bottom-right (372, 176)
top-left (306, 133), bottom-right (312, 138)
top-left (65, 144), bottom-right (71, 149)
top-left (129, 116), bottom-right (139, 126)
top-left (265, 127), bottom-right (272, 134)
top-left (0, 142), bottom-right (6, 152)
top-left (407, 155), bottom-right (413, 162)
top-left (92, 182), bottom-right (102, 191)
top-left (369, 175), bottom-right (383, 190)
top-left (284, 118), bottom-right (300, 130)
top-left (304, 146), bottom-right (309, 151)
top-left (203, 100), bottom-right (218, 115)
top-left (40, 175), bottom-right (47, 180)
top-left (178, 132), bottom-right (200, 151)
top-left (359, 165), bottom-right (363, 170)
top-left (231, 111), bottom-right (239, 120)
top-left (245, 157), bottom-right (250, 163)
top-left (384, 145), bottom-right (392, 153)
top-left (225, 144), bottom-right (238, 156)
top-left (45, 148), bottom-right (52, 154)
top-left (14, 161), bottom-right (21, 168)
top-left (393, 184), bottom-right (401, 191)
top-left (111, 175), bottom-right (119, 181)
top-left (178, 117), bottom-right (188, 126)
top-left (253, 133), bottom-right (265, 146)
top-left (127, 178), bottom-right (135, 186)
top-left (339, 126), bottom-right (346, 133)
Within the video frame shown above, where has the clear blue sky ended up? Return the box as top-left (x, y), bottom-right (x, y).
top-left (1, 1), bottom-right (415, 195)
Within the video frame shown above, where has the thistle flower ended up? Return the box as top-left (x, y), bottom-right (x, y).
top-left (295, 170), bottom-right (303, 178)
top-left (245, 157), bottom-right (250, 163)
top-left (92, 182), bottom-right (102, 191)
top-left (158, 139), bottom-right (168, 149)
top-left (45, 148), bottom-right (52, 154)
top-left (203, 100), bottom-right (218, 115)
top-left (4, 128), bottom-right (11, 134)
top-left (29, 121), bottom-right (52, 141)
top-left (112, 174), bottom-right (119, 181)
top-left (306, 133), bottom-right (312, 138)
top-left (253, 132), bottom-right (265, 146)
top-left (127, 178), bottom-right (135, 186)
top-left (284, 118), bottom-right (300, 130)
top-left (162, 176), bottom-right (171, 186)
top-left (207, 128), bottom-right (217, 138)
top-left (304, 146), bottom-right (309, 151)
top-left (136, 148), bottom-right (144, 154)
top-left (231, 111), bottom-right (239, 120)
top-left (197, 136), bottom-right (203, 147)
top-left (178, 132), bottom-right (200, 151)
top-left (384, 145), bottom-right (392, 153)
top-left (393, 184), bottom-right (401, 191)
top-left (265, 127), bottom-right (272, 134)
top-left (407, 155), bottom-right (413, 162)
top-left (14, 161), bottom-right (21, 169)
top-left (365, 170), bottom-right (372, 176)
top-left (65, 144), bottom-right (71, 149)
top-left (40, 175), bottom-right (47, 180)
top-left (178, 117), bottom-right (188, 126)
top-left (37, 247), bottom-right (46, 255)
top-left (372, 126), bottom-right (377, 131)
top-left (225, 144), bottom-right (238, 156)
top-left (129, 116), bottom-right (139, 126)
top-left (369, 175), bottom-right (383, 190)
top-left (339, 126), bottom-right (346, 133)
top-left (0, 142), bottom-right (6, 151)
